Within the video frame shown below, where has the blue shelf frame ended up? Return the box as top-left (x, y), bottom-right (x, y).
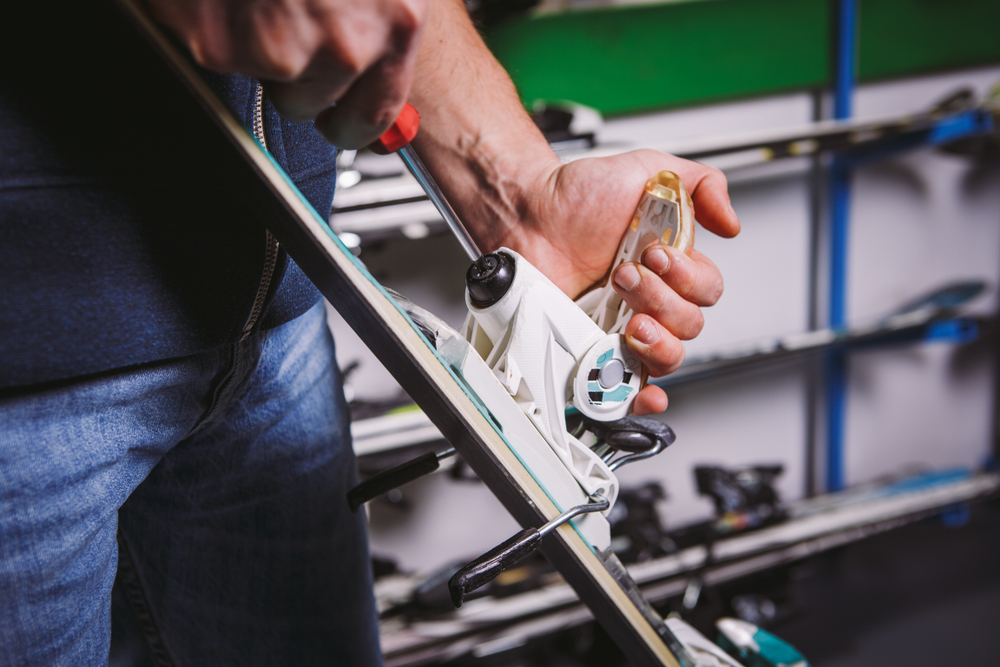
top-left (820, 0), bottom-right (994, 492)
top-left (824, 0), bottom-right (856, 493)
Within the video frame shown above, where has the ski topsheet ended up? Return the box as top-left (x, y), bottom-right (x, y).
top-left (116, 2), bottom-right (690, 664)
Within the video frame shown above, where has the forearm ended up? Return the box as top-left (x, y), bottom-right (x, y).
top-left (402, 1), bottom-right (737, 409)
top-left (407, 0), bottom-right (558, 254)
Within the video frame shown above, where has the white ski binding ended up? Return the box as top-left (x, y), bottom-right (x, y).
top-left (349, 171), bottom-right (696, 608)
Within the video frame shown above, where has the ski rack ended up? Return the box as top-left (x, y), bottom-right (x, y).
top-left (378, 469), bottom-right (1000, 666)
top-left (657, 315), bottom-right (991, 388)
top-left (115, 1), bottom-right (690, 664)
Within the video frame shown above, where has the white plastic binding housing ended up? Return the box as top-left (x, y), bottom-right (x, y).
top-left (462, 249), bottom-right (624, 511)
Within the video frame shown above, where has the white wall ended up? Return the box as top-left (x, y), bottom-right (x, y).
top-left (842, 68), bottom-right (1000, 485)
top-left (329, 65), bottom-right (1000, 573)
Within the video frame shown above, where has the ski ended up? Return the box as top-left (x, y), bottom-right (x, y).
top-left (116, 1), bottom-right (693, 664)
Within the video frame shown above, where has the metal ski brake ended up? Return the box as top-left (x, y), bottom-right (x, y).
top-left (449, 416), bottom-right (676, 606)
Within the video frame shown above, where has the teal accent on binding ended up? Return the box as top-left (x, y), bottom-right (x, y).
top-left (602, 386), bottom-right (634, 403)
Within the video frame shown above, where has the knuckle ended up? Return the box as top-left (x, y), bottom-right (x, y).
top-left (650, 338), bottom-right (685, 377)
top-left (679, 310), bottom-right (705, 341)
top-left (259, 46), bottom-right (310, 81)
top-left (247, 37), bottom-right (309, 81)
top-left (327, 36), bottom-right (374, 78)
top-left (674, 271), bottom-right (698, 300)
top-left (190, 38), bottom-right (232, 72)
top-left (381, 0), bottom-right (425, 56)
top-left (249, 16), bottom-right (315, 80)
top-left (705, 278), bottom-right (724, 306)
top-left (392, 0), bottom-right (425, 36)
top-left (645, 295), bottom-right (672, 327)
top-left (667, 344), bottom-right (686, 374)
top-left (702, 164), bottom-right (727, 187)
top-left (337, 48), bottom-right (367, 78)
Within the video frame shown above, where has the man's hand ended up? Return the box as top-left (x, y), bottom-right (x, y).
top-left (408, 0), bottom-right (740, 416)
top-left (504, 150), bottom-right (739, 415)
top-left (148, 0), bottom-right (427, 148)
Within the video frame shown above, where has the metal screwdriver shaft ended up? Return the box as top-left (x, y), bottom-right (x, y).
top-left (397, 144), bottom-right (484, 264)
top-left (373, 103), bottom-right (486, 267)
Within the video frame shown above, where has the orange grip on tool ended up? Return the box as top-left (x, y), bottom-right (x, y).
top-left (371, 102), bottom-right (420, 154)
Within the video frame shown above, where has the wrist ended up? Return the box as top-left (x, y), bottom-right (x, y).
top-left (466, 134), bottom-right (560, 253)
top-left (412, 125), bottom-right (560, 254)
top-left (404, 0), bottom-right (563, 257)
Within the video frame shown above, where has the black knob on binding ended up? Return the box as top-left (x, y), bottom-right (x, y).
top-left (466, 252), bottom-right (516, 308)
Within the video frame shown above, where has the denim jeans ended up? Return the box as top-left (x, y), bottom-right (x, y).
top-left (0, 303), bottom-right (381, 666)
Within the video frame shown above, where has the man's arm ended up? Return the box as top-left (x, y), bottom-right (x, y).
top-left (388, 0), bottom-right (740, 414)
top-left (153, 0), bottom-right (740, 415)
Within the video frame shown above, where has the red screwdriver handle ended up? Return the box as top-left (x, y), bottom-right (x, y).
top-left (371, 102), bottom-right (420, 154)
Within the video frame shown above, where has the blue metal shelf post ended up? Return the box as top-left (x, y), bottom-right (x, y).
top-left (825, 0), bottom-right (857, 492)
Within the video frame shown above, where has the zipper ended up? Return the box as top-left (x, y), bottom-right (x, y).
top-left (241, 81), bottom-right (281, 339)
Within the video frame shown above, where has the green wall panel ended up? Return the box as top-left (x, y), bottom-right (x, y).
top-left (484, 0), bottom-right (830, 116)
top-left (859, 0), bottom-right (1000, 81)
top-left (483, 0), bottom-right (1000, 115)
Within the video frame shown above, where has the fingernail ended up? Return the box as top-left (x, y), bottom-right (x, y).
top-left (631, 319), bottom-right (659, 346)
top-left (614, 264), bottom-right (641, 291)
top-left (643, 246), bottom-right (670, 275)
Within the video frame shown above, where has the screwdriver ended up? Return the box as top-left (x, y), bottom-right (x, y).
top-left (372, 103), bottom-right (486, 268)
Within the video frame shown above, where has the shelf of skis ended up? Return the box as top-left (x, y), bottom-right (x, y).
top-left (330, 87), bottom-right (998, 247)
top-left (350, 280), bottom-right (993, 458)
top-left (372, 465), bottom-right (998, 666)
